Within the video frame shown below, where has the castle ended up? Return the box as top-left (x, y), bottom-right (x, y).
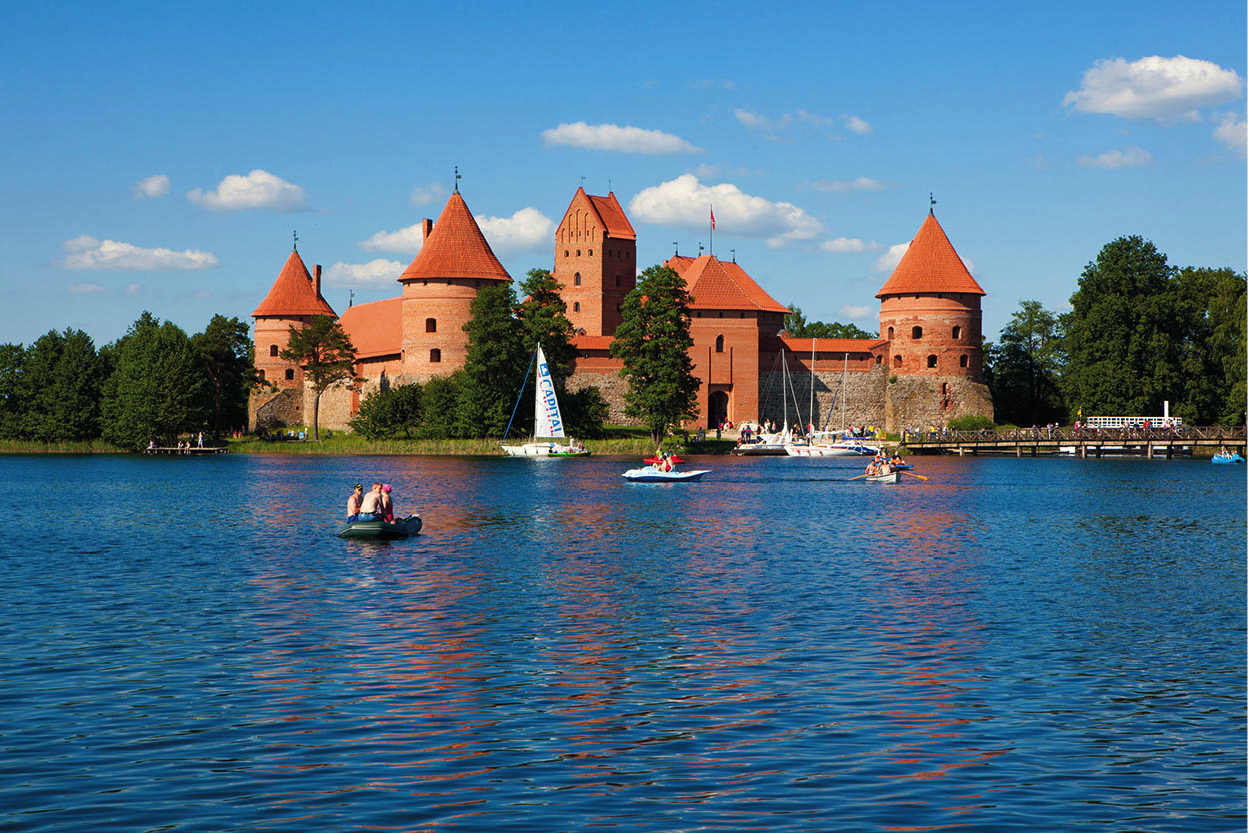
top-left (250, 185), bottom-right (993, 433)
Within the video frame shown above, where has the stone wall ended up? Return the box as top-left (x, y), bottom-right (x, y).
top-left (758, 366), bottom-right (889, 430)
top-left (884, 375), bottom-right (994, 433)
top-left (250, 387), bottom-right (303, 429)
top-left (567, 370), bottom-right (630, 424)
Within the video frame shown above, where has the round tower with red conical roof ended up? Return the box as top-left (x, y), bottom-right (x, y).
top-left (398, 189), bottom-right (512, 379)
top-left (876, 209), bottom-right (993, 426)
top-left (252, 247), bottom-right (336, 388)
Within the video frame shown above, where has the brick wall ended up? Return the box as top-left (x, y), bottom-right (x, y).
top-left (884, 374), bottom-right (994, 433)
top-left (758, 366), bottom-right (889, 431)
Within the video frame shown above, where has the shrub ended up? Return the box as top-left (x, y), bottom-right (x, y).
top-left (948, 414), bottom-right (995, 431)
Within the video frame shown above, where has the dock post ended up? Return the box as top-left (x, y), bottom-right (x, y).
top-left (1147, 443), bottom-right (1153, 459)
top-left (1016, 445), bottom-right (1021, 458)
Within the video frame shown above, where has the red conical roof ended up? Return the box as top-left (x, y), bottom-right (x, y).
top-left (399, 191), bottom-right (511, 283)
top-left (875, 213), bottom-right (985, 298)
top-left (252, 249), bottom-right (337, 317)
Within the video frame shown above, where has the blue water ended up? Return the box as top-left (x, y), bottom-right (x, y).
top-left (0, 452), bottom-right (1243, 831)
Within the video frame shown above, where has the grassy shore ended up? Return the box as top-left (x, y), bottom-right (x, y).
top-left (0, 439), bottom-right (126, 454)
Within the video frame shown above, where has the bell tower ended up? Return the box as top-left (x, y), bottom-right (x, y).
top-left (552, 188), bottom-right (637, 336)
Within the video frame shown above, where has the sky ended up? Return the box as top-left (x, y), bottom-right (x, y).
top-left (1, 0), bottom-right (1244, 347)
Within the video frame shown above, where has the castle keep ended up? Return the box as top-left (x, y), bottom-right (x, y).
top-left (249, 188), bottom-right (993, 434)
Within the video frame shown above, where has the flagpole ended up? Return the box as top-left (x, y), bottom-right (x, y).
top-left (710, 204), bottom-right (714, 256)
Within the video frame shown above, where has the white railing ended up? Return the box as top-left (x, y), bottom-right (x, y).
top-left (1084, 416), bottom-right (1183, 429)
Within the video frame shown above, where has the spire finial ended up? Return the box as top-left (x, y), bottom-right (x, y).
top-left (731, 248), bottom-right (736, 263)
top-left (454, 166), bottom-right (461, 193)
top-left (698, 242), bottom-right (704, 255)
top-left (580, 175), bottom-right (586, 189)
top-left (929, 192), bottom-right (936, 216)
top-left (292, 230), bottom-right (298, 251)
top-left (673, 241), bottom-right (679, 256)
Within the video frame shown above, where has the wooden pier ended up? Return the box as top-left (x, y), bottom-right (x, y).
top-left (901, 425), bottom-right (1247, 458)
top-left (143, 446), bottom-right (229, 455)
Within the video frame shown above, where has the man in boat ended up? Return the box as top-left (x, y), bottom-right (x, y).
top-left (346, 484), bottom-right (364, 522)
top-left (358, 482), bottom-right (383, 522)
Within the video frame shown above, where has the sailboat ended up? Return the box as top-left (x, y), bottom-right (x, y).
top-left (785, 351), bottom-right (880, 457)
top-left (736, 348), bottom-right (800, 455)
top-left (500, 345), bottom-right (589, 457)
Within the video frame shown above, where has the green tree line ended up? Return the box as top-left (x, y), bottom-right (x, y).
top-left (986, 235), bottom-right (1246, 427)
top-left (0, 312), bottom-right (254, 449)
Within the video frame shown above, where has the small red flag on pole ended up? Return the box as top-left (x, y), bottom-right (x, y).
top-left (710, 206), bottom-right (716, 230)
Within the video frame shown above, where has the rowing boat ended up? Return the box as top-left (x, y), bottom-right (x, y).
top-left (337, 514), bottom-right (423, 539)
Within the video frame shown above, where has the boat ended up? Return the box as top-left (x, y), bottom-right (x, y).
top-left (864, 471), bottom-right (900, 484)
top-left (501, 345), bottom-right (589, 457)
top-left (621, 466), bottom-right (711, 482)
top-left (337, 514), bottom-right (423, 539)
top-left (1212, 452), bottom-right (1244, 464)
top-left (736, 349), bottom-right (800, 455)
top-left (785, 437), bottom-right (880, 457)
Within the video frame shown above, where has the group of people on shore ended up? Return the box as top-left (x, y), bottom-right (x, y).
top-left (346, 482), bottom-right (396, 523)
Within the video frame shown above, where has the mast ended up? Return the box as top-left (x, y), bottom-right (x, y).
top-left (840, 353), bottom-right (849, 431)
top-left (809, 339), bottom-right (816, 435)
top-left (781, 349), bottom-right (788, 430)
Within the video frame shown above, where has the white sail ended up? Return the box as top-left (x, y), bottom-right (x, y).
top-left (533, 345), bottom-right (565, 439)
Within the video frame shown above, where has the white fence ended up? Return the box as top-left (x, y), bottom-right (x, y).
top-left (1084, 416), bottom-right (1183, 429)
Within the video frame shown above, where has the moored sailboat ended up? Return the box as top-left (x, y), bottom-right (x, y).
top-left (501, 345), bottom-right (589, 457)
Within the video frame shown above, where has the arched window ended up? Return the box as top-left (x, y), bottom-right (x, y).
top-left (941, 382), bottom-right (949, 395)
top-left (430, 349), bottom-right (441, 363)
top-left (269, 344), bottom-right (278, 357)
top-left (573, 302), bottom-right (580, 312)
top-left (285, 368), bottom-right (295, 380)
top-left (588, 249), bottom-right (593, 256)
top-left (887, 326), bottom-right (894, 340)
top-left (952, 325), bottom-right (962, 340)
top-left (715, 335), bottom-right (725, 353)
top-left (564, 250), bottom-right (569, 257)
top-left (960, 354), bottom-right (969, 368)
top-left (615, 275), bottom-right (620, 286)
top-left (912, 326), bottom-right (923, 339)
top-left (894, 355), bottom-right (902, 368)
top-left (927, 354), bottom-right (938, 368)
top-left (574, 272), bottom-right (581, 286)
top-left (576, 249), bottom-right (581, 257)
top-left (875, 355), bottom-right (882, 364)
top-left (425, 317), bottom-right (437, 333)
top-left (257, 369), bottom-right (266, 381)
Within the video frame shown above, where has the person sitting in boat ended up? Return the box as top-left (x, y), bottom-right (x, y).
top-left (346, 483), bottom-right (364, 522)
top-left (380, 484), bottom-right (394, 523)
top-left (357, 482), bottom-right (383, 522)
top-left (865, 458), bottom-right (880, 477)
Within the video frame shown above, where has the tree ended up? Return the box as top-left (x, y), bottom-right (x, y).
top-left (101, 312), bottom-right (206, 449)
top-left (985, 300), bottom-right (1066, 426)
top-left (1062, 236), bottom-right (1184, 417)
top-left (0, 343), bottom-right (25, 439)
top-left (419, 372), bottom-right (463, 439)
top-left (456, 282), bottom-right (526, 438)
top-left (349, 383), bottom-right (423, 439)
top-left (1170, 267), bottom-right (1246, 426)
top-left (782, 304), bottom-right (877, 340)
top-left (517, 268), bottom-right (577, 380)
top-left (279, 314), bottom-right (358, 441)
top-left (610, 264), bottom-right (700, 442)
top-left (193, 315), bottom-right (256, 440)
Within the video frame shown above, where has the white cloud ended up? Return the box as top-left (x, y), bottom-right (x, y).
top-left (1076, 146), bottom-right (1154, 168)
top-left (187, 169), bottom-right (308, 211)
top-left (131, 174), bottom-right (170, 199)
top-left (359, 224), bottom-right (426, 254)
top-left (734, 108), bottom-right (781, 131)
top-left (1213, 112), bottom-right (1247, 158)
top-left (810, 176), bottom-right (888, 192)
top-left (1063, 55), bottom-right (1243, 121)
top-left (126, 282), bottom-right (142, 295)
top-left (57, 235), bottom-right (219, 271)
top-left (475, 207), bottom-right (555, 253)
top-left (323, 259), bottom-right (406, 289)
top-left (541, 122), bottom-right (702, 154)
top-left (843, 114), bottom-right (873, 135)
top-left (820, 237), bottom-right (882, 253)
top-left (873, 242), bottom-right (910, 273)
top-left (67, 282), bottom-right (106, 294)
top-left (410, 183), bottom-right (448, 206)
top-left (797, 109), bottom-right (835, 128)
top-left (838, 304), bottom-right (873, 320)
top-left (629, 174), bottom-right (822, 249)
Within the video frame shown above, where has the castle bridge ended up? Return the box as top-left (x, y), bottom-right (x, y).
top-left (902, 425), bottom-right (1247, 458)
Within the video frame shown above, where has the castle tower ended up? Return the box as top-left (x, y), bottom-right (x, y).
top-left (876, 210), bottom-right (993, 425)
top-left (252, 248), bottom-right (336, 387)
top-left (398, 190), bottom-right (512, 379)
top-left (553, 188), bottom-right (637, 336)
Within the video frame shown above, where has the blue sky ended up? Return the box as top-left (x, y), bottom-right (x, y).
top-left (1, 0), bottom-right (1244, 347)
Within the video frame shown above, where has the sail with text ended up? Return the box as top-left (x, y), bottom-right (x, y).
top-left (533, 345), bottom-right (565, 439)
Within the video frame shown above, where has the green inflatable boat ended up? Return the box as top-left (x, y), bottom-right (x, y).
top-left (337, 514), bottom-right (423, 539)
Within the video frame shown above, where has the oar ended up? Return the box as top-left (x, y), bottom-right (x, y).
top-left (899, 470), bottom-right (928, 480)
top-left (848, 473), bottom-right (870, 481)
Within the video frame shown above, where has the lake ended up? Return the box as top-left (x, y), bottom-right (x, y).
top-left (0, 452), bottom-right (1243, 831)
